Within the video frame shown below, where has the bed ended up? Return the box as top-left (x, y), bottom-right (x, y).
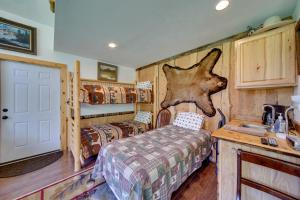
top-left (92, 123), bottom-right (212, 200)
top-left (67, 61), bottom-right (154, 171)
top-left (80, 120), bottom-right (150, 165)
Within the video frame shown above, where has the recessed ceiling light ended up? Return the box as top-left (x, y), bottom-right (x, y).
top-left (216, 0), bottom-right (229, 11)
top-left (108, 42), bottom-right (117, 48)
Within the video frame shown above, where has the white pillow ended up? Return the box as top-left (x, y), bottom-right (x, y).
top-left (136, 81), bottom-right (152, 89)
top-left (173, 112), bottom-right (204, 131)
top-left (134, 111), bottom-right (152, 124)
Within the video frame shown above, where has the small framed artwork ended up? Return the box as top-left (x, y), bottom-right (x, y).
top-left (0, 17), bottom-right (37, 55)
top-left (97, 62), bottom-right (118, 82)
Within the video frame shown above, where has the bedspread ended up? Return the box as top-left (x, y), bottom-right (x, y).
top-left (92, 125), bottom-right (212, 200)
top-left (80, 121), bottom-right (149, 165)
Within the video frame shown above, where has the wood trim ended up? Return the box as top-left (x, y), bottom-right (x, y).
top-left (81, 78), bottom-right (135, 87)
top-left (240, 151), bottom-right (300, 177)
top-left (73, 60), bottom-right (81, 172)
top-left (237, 150), bottom-right (300, 200)
top-left (236, 150), bottom-right (242, 200)
top-left (0, 53), bottom-right (66, 69)
top-left (241, 178), bottom-right (298, 200)
top-left (80, 78), bottom-right (135, 88)
top-left (0, 54), bottom-right (68, 151)
top-left (80, 111), bottom-right (135, 119)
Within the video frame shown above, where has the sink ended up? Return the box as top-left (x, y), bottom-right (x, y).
top-left (240, 123), bottom-right (270, 130)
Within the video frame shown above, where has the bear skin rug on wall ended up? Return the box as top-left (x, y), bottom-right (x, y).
top-left (161, 48), bottom-right (228, 117)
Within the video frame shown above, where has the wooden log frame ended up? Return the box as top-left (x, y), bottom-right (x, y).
top-left (68, 60), bottom-right (154, 171)
top-left (0, 54), bottom-right (68, 151)
top-left (236, 150), bottom-right (300, 200)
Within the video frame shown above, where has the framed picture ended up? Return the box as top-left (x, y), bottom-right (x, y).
top-left (0, 17), bottom-right (37, 55)
top-left (97, 62), bottom-right (118, 82)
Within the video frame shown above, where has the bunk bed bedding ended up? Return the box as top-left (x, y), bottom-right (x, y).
top-left (80, 85), bottom-right (152, 104)
top-left (80, 121), bottom-right (149, 164)
top-left (92, 124), bottom-right (212, 200)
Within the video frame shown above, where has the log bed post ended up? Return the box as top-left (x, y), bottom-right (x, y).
top-left (73, 60), bottom-right (81, 172)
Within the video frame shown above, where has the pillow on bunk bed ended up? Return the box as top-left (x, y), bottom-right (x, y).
top-left (173, 112), bottom-right (204, 131)
top-left (136, 81), bottom-right (152, 89)
top-left (134, 111), bottom-right (152, 124)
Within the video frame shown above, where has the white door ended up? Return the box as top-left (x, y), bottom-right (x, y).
top-left (0, 61), bottom-right (61, 163)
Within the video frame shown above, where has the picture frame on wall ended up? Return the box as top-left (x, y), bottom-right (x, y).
top-left (0, 17), bottom-right (37, 55)
top-left (97, 62), bottom-right (118, 82)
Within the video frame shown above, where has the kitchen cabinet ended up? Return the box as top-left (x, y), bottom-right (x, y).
top-left (235, 23), bottom-right (297, 89)
top-left (212, 120), bottom-right (300, 200)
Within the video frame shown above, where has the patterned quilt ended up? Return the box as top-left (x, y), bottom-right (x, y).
top-left (92, 125), bottom-right (212, 200)
top-left (79, 85), bottom-right (152, 105)
top-left (80, 121), bottom-right (149, 165)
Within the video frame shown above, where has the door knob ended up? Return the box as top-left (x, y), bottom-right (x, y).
top-left (2, 116), bottom-right (8, 120)
top-left (2, 108), bottom-right (8, 112)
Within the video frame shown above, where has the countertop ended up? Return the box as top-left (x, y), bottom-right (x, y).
top-left (212, 119), bottom-right (300, 158)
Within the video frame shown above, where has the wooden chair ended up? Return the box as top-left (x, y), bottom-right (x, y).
top-left (156, 108), bottom-right (171, 128)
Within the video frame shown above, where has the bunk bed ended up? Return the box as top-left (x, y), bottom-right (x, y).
top-left (68, 61), bottom-right (153, 171)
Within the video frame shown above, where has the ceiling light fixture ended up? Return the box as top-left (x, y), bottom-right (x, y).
top-left (108, 42), bottom-right (117, 48)
top-left (215, 0), bottom-right (229, 11)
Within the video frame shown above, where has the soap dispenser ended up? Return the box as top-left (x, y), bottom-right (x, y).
top-left (274, 113), bottom-right (286, 139)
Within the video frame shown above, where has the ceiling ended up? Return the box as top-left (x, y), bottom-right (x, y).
top-left (1, 0), bottom-right (297, 68)
top-left (54, 0), bottom-right (298, 68)
top-left (0, 0), bottom-right (54, 26)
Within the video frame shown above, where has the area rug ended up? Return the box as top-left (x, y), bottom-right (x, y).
top-left (0, 150), bottom-right (63, 178)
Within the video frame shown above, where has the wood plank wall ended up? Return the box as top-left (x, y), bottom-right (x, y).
top-left (136, 41), bottom-right (294, 131)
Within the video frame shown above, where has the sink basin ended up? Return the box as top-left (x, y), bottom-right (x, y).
top-left (241, 124), bottom-right (270, 130)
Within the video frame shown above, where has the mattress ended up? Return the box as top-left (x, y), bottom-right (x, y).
top-left (92, 124), bottom-right (212, 200)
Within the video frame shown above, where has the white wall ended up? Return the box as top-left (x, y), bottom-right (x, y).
top-left (0, 10), bottom-right (135, 115)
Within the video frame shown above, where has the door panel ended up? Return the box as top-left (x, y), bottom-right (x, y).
top-left (0, 61), bottom-right (60, 163)
top-left (14, 121), bottom-right (29, 147)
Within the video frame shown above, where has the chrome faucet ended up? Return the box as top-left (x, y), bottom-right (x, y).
top-left (262, 104), bottom-right (275, 127)
top-left (285, 106), bottom-right (294, 135)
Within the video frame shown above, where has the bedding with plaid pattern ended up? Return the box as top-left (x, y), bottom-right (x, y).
top-left (92, 125), bottom-right (212, 200)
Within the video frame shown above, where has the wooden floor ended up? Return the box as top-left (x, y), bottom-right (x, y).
top-left (0, 151), bottom-right (93, 200)
top-left (0, 152), bottom-right (217, 200)
top-left (172, 161), bottom-right (217, 200)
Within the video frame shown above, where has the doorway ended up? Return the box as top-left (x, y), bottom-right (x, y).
top-left (0, 55), bottom-right (67, 164)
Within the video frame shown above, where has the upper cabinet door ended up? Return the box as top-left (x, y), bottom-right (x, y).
top-left (235, 23), bottom-right (297, 89)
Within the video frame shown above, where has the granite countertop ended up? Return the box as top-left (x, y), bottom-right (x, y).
top-left (212, 119), bottom-right (300, 158)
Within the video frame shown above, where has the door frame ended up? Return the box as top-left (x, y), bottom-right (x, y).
top-left (0, 53), bottom-right (68, 151)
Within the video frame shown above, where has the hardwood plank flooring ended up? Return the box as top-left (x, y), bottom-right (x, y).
top-left (0, 152), bottom-right (217, 200)
top-left (0, 151), bottom-right (93, 200)
top-left (172, 161), bottom-right (217, 200)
